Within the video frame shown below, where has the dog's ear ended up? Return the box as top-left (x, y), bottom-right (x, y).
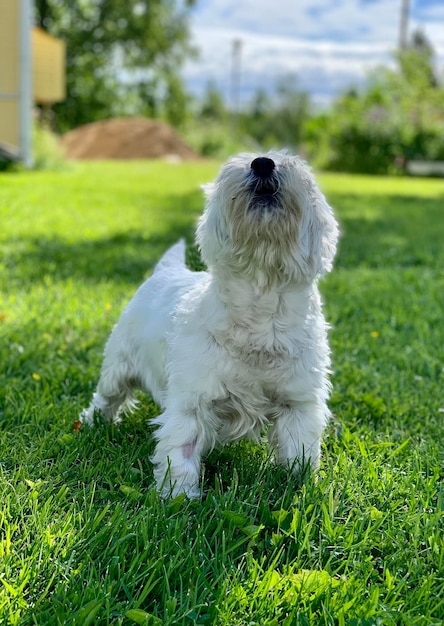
top-left (196, 190), bottom-right (228, 268)
top-left (314, 191), bottom-right (339, 277)
top-left (299, 184), bottom-right (339, 279)
top-left (201, 183), bottom-right (215, 197)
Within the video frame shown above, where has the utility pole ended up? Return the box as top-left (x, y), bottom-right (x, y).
top-left (399, 0), bottom-right (410, 50)
top-left (230, 38), bottom-right (242, 138)
top-left (20, 0), bottom-right (33, 167)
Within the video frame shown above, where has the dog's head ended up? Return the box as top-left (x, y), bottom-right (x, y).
top-left (197, 151), bottom-right (339, 286)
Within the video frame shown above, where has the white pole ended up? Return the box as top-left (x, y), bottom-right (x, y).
top-left (19, 0), bottom-right (32, 167)
top-left (230, 38), bottom-right (242, 137)
top-left (399, 0), bottom-right (410, 50)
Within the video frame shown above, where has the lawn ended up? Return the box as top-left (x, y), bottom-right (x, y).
top-left (0, 161), bottom-right (443, 625)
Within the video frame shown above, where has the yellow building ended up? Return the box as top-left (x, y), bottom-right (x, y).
top-left (32, 26), bottom-right (66, 105)
top-left (0, 0), bottom-right (65, 164)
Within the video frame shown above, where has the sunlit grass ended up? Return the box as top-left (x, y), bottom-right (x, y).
top-left (1, 161), bottom-right (443, 624)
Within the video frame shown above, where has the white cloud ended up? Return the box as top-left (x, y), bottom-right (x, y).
top-left (183, 0), bottom-right (444, 106)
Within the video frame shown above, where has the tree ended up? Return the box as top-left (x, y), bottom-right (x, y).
top-left (240, 77), bottom-right (310, 150)
top-left (400, 28), bottom-right (438, 87)
top-left (34, 0), bottom-right (197, 131)
top-left (199, 82), bottom-right (228, 121)
top-left (305, 29), bottom-right (444, 174)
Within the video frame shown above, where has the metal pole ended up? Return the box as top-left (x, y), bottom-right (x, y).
top-left (19, 0), bottom-right (33, 167)
top-left (230, 38), bottom-right (242, 137)
top-left (399, 0), bottom-right (410, 50)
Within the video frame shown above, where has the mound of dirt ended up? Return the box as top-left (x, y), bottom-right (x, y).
top-left (61, 117), bottom-right (199, 160)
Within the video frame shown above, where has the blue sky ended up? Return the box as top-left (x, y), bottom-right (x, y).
top-left (182, 0), bottom-right (444, 107)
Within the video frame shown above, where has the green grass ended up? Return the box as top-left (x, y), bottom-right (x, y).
top-left (1, 161), bottom-right (443, 625)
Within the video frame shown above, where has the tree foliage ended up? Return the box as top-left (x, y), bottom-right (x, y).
top-left (240, 77), bottom-right (310, 150)
top-left (190, 76), bottom-right (311, 157)
top-left (305, 29), bottom-right (444, 174)
top-left (34, 0), bottom-right (197, 131)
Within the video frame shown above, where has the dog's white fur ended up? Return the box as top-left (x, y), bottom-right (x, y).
top-left (80, 151), bottom-right (339, 498)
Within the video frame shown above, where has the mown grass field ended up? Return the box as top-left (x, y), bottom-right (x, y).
top-left (0, 160), bottom-right (443, 625)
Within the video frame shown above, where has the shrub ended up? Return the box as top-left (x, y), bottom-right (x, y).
top-left (32, 123), bottom-right (66, 170)
top-left (305, 41), bottom-right (444, 174)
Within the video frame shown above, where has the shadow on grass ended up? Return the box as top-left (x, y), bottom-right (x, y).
top-left (5, 190), bottom-right (443, 289)
top-left (72, 423), bottom-right (300, 506)
top-left (329, 192), bottom-right (444, 270)
top-left (3, 190), bottom-right (205, 288)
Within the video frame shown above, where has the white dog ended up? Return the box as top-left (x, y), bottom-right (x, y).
top-left (80, 151), bottom-right (339, 498)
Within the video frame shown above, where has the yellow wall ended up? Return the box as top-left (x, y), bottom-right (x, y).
top-left (32, 27), bottom-right (66, 104)
top-left (0, 0), bottom-right (21, 150)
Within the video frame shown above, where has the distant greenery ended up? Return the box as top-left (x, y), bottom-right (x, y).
top-left (28, 4), bottom-right (444, 177)
top-left (240, 78), bottom-right (310, 152)
top-left (0, 124), bottom-right (65, 172)
top-left (187, 30), bottom-right (444, 175)
top-left (306, 31), bottom-right (444, 174)
top-left (185, 76), bottom-right (310, 159)
top-left (1, 162), bottom-right (443, 624)
top-left (32, 123), bottom-right (67, 170)
top-left (34, 0), bottom-right (197, 132)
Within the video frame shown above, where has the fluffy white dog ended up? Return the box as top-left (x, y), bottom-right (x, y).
top-left (80, 151), bottom-right (339, 498)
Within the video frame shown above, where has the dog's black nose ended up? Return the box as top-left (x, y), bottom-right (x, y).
top-left (251, 157), bottom-right (275, 178)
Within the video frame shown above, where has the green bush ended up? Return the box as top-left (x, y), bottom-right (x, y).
top-left (184, 120), bottom-right (257, 159)
top-left (32, 123), bottom-right (66, 170)
top-left (305, 44), bottom-right (444, 174)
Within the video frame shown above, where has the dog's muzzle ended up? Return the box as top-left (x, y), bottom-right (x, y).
top-left (249, 157), bottom-right (280, 212)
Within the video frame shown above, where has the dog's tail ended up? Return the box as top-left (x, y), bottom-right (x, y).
top-left (154, 239), bottom-right (186, 273)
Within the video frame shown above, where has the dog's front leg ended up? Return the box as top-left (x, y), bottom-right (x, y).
top-left (268, 403), bottom-right (328, 478)
top-left (151, 410), bottom-right (205, 499)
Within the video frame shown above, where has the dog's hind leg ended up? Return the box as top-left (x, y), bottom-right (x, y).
top-left (79, 359), bottom-right (138, 426)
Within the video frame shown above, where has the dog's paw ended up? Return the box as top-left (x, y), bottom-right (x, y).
top-left (78, 405), bottom-right (95, 427)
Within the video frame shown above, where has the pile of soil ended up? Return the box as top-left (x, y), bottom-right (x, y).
top-left (61, 117), bottom-right (199, 160)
